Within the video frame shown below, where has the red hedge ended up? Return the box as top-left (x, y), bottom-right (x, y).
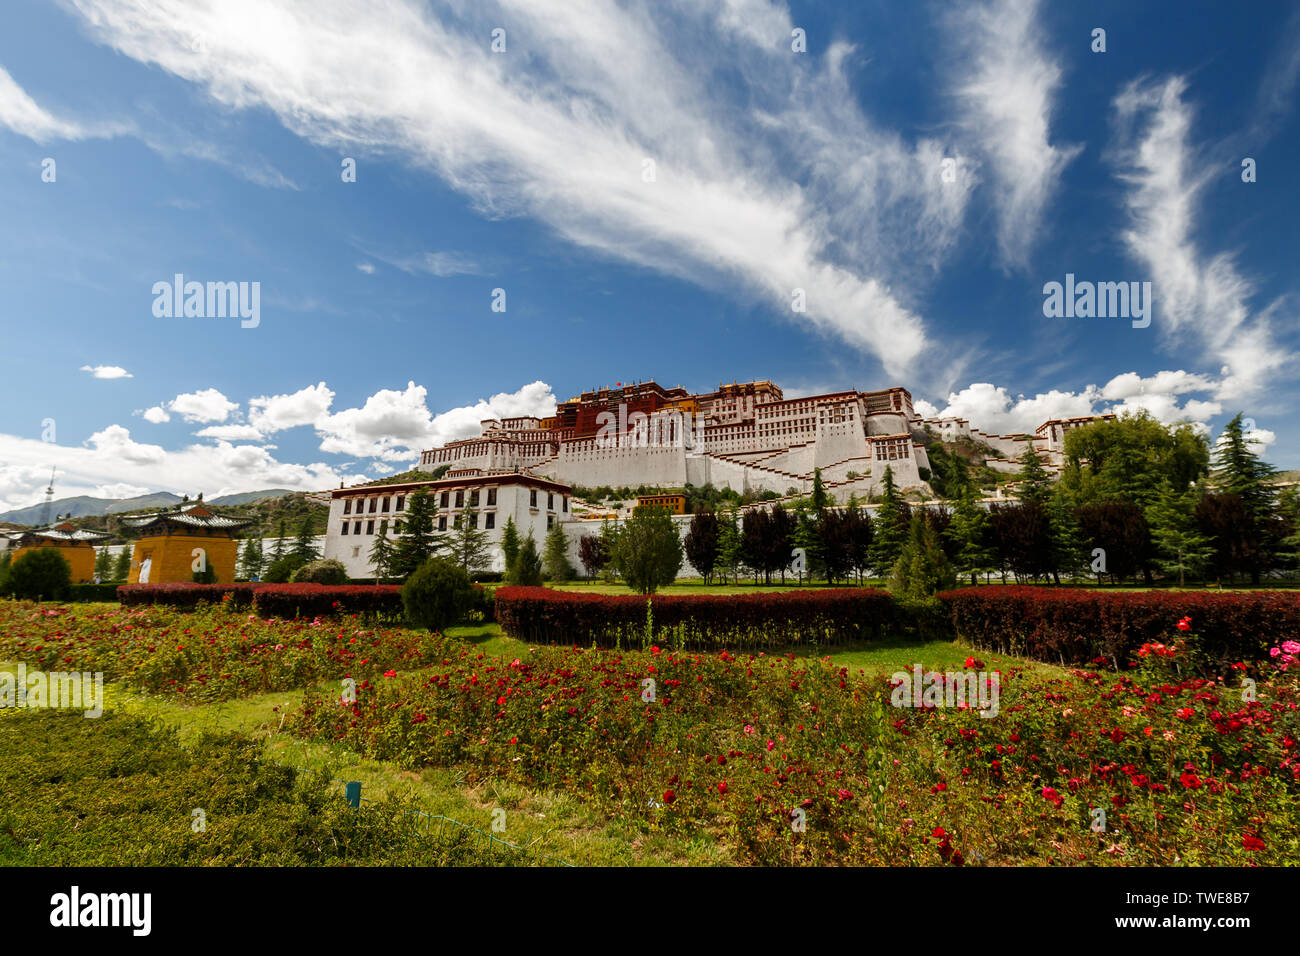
top-left (493, 586), bottom-right (894, 649)
top-left (251, 584), bottom-right (404, 621)
top-left (118, 583), bottom-right (255, 610)
top-left (938, 586), bottom-right (1300, 668)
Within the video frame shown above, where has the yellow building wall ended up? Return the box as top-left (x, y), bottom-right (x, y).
top-left (10, 544), bottom-right (98, 583)
top-left (128, 535), bottom-right (239, 584)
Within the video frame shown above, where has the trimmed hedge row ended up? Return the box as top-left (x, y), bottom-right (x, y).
top-left (252, 584), bottom-right (404, 621)
top-left (115, 581), bottom-right (494, 624)
top-left (493, 586), bottom-right (894, 649)
top-left (68, 583), bottom-right (126, 602)
top-left (118, 583), bottom-right (256, 610)
top-left (939, 586), bottom-right (1300, 669)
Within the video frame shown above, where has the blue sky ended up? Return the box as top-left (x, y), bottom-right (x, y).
top-left (1, 0), bottom-right (1297, 510)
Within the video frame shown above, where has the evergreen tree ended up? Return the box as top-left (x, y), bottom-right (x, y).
top-left (610, 506), bottom-right (684, 594)
top-left (392, 488), bottom-right (444, 579)
top-left (501, 516), bottom-right (521, 578)
top-left (945, 482), bottom-right (994, 586)
top-left (1046, 489), bottom-right (1086, 584)
top-left (1210, 413), bottom-right (1281, 584)
top-left (292, 513), bottom-right (321, 562)
top-left (792, 503), bottom-right (823, 583)
top-left (112, 548), bottom-right (131, 581)
top-left (869, 465), bottom-right (909, 575)
top-left (888, 512), bottom-right (956, 599)
top-left (684, 510), bottom-right (721, 583)
top-left (368, 518), bottom-right (397, 582)
top-left (449, 504), bottom-right (492, 576)
top-left (845, 498), bottom-right (874, 583)
top-left (1014, 444), bottom-right (1053, 506)
top-left (508, 532), bottom-right (544, 586)
top-left (271, 519), bottom-right (288, 561)
top-left (1148, 480), bottom-right (1213, 587)
top-left (716, 506), bottom-right (742, 585)
top-left (542, 521), bottom-right (574, 582)
top-left (237, 536), bottom-right (265, 581)
top-left (93, 546), bottom-right (112, 580)
top-left (810, 467), bottom-right (830, 513)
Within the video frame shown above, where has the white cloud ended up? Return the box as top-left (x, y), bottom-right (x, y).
top-left (248, 382), bottom-right (335, 434)
top-left (922, 369), bottom-right (1226, 435)
top-left (0, 64), bottom-right (90, 142)
top-left (61, 0), bottom-right (987, 378)
top-left (369, 250), bottom-right (482, 278)
top-left (141, 405), bottom-right (171, 424)
top-left (194, 423), bottom-right (264, 441)
top-left (80, 364), bottom-right (133, 379)
top-left (166, 388), bottom-right (239, 423)
top-left (948, 0), bottom-right (1080, 268)
top-left (1111, 75), bottom-right (1295, 401)
top-left (356, 262), bottom-right (376, 274)
top-left (93, 482), bottom-right (153, 499)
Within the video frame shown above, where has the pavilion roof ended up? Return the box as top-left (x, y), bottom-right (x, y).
top-left (120, 502), bottom-right (253, 531)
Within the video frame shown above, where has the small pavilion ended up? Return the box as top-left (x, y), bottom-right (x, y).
top-left (7, 521), bottom-right (111, 583)
top-left (121, 502), bottom-right (253, 584)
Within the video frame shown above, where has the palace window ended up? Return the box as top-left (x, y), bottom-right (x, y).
top-left (368, 498), bottom-right (377, 513)
top-left (547, 493), bottom-right (554, 510)
top-left (382, 497), bottom-right (390, 512)
top-left (439, 516), bottom-right (447, 531)
top-left (487, 488), bottom-right (497, 505)
top-left (396, 495), bottom-right (405, 511)
top-left (455, 490), bottom-right (464, 508)
top-left (470, 490), bottom-right (480, 507)
top-left (485, 512), bottom-right (495, 529)
top-left (353, 521), bottom-right (361, 535)
top-left (530, 490), bottom-right (538, 507)
top-left (341, 522), bottom-right (349, 535)
top-left (366, 520), bottom-right (374, 535)
top-left (343, 499), bottom-right (352, 515)
top-left (440, 491), bottom-right (449, 508)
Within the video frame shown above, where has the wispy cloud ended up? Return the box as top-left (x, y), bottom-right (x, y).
top-left (0, 63), bottom-right (121, 142)
top-left (60, 0), bottom-right (993, 377)
top-left (80, 364), bottom-right (133, 379)
top-left (947, 0), bottom-right (1080, 269)
top-left (1111, 75), bottom-right (1294, 401)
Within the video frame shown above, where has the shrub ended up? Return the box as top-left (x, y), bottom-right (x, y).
top-left (402, 558), bottom-right (478, 632)
top-left (252, 583), bottom-right (403, 621)
top-left (291, 558), bottom-right (349, 585)
top-left (67, 583), bottom-right (122, 602)
top-left (939, 586), bottom-right (1300, 672)
top-left (263, 553), bottom-right (308, 583)
top-left (6, 549), bottom-right (72, 601)
top-left (493, 586), bottom-right (895, 649)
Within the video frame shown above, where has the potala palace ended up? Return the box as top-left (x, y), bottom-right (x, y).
top-left (418, 379), bottom-right (1108, 499)
top-left (320, 379), bottom-right (1113, 578)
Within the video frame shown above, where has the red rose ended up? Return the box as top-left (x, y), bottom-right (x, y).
top-left (717, 781), bottom-right (727, 795)
top-left (663, 790), bottom-right (676, 804)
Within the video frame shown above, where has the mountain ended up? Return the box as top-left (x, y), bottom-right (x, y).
top-left (209, 489), bottom-right (297, 506)
top-left (0, 489), bottom-right (299, 525)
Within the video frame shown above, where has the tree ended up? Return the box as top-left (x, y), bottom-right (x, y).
top-left (845, 499), bottom-right (874, 583)
top-left (1046, 490), bottom-right (1086, 584)
top-left (888, 512), bottom-right (956, 599)
top-left (740, 505), bottom-right (795, 585)
top-left (112, 548), bottom-right (131, 582)
top-left (610, 506), bottom-right (684, 594)
top-left (1147, 480), bottom-right (1213, 587)
top-left (1076, 500), bottom-right (1151, 585)
top-left (291, 558), bottom-right (349, 584)
top-left (793, 504), bottom-right (824, 583)
top-left (450, 504), bottom-right (492, 576)
top-left (818, 508), bottom-right (857, 584)
top-left (716, 506), bottom-right (742, 585)
top-left (1209, 413), bottom-right (1281, 584)
top-left (93, 546), bottom-right (112, 581)
top-left (263, 553), bottom-right (308, 583)
top-left (542, 521), bottom-right (574, 582)
top-left (292, 513), bottom-right (320, 563)
top-left (989, 501), bottom-right (1054, 583)
top-left (402, 557), bottom-right (477, 631)
top-left (368, 519), bottom-right (397, 582)
top-left (945, 483), bottom-right (994, 586)
top-left (237, 536), bottom-right (264, 581)
top-left (1061, 411), bottom-right (1210, 512)
top-left (7, 548), bottom-right (72, 600)
top-left (869, 465), bottom-right (910, 575)
top-left (508, 532), bottom-right (544, 586)
top-left (1014, 444), bottom-right (1053, 506)
top-left (684, 510), bottom-right (721, 583)
top-left (271, 519), bottom-right (288, 562)
top-left (392, 489), bottom-right (443, 579)
top-left (501, 516), bottom-right (521, 577)
top-left (578, 534), bottom-right (609, 581)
